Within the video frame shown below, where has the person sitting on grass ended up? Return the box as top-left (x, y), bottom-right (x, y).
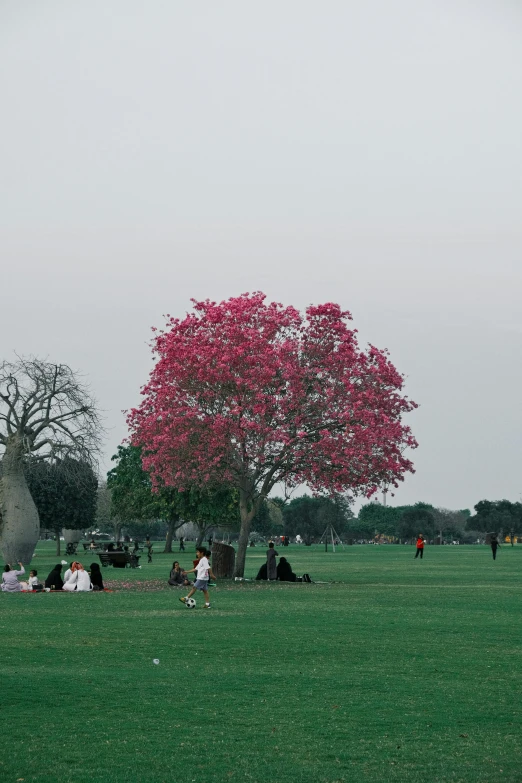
top-left (89, 563), bottom-right (104, 591)
top-left (168, 561), bottom-right (190, 587)
top-left (63, 562), bottom-right (92, 592)
top-left (255, 563), bottom-right (268, 580)
top-left (179, 547), bottom-right (216, 609)
top-left (63, 562), bottom-right (74, 583)
top-left (28, 569), bottom-right (40, 590)
top-left (276, 556), bottom-right (297, 582)
top-left (21, 569), bottom-right (41, 591)
top-left (1, 563), bottom-right (25, 592)
top-left (45, 564), bottom-right (64, 591)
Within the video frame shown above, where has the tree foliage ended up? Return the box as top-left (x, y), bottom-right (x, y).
top-left (353, 502), bottom-right (471, 541)
top-left (467, 500), bottom-right (522, 534)
top-left (282, 494), bottom-right (354, 544)
top-left (128, 292), bottom-right (417, 575)
top-left (251, 498), bottom-right (284, 538)
top-left (24, 457), bottom-right (98, 534)
top-left (107, 444), bottom-right (239, 547)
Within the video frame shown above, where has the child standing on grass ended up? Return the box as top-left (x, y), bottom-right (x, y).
top-left (180, 548), bottom-right (216, 609)
top-left (414, 534), bottom-right (425, 559)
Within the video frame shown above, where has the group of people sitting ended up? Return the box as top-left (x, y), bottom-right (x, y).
top-left (256, 556), bottom-right (298, 581)
top-left (1, 561), bottom-right (105, 592)
top-left (255, 543), bottom-right (299, 581)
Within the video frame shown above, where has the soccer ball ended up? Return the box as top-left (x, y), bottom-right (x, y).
top-left (185, 597), bottom-right (196, 609)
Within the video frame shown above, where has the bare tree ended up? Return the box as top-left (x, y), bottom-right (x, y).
top-left (0, 357), bottom-right (103, 563)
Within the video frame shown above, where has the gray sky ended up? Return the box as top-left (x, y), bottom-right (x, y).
top-left (1, 1), bottom-right (521, 512)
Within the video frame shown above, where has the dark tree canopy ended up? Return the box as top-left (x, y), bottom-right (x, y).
top-left (24, 457), bottom-right (98, 534)
top-left (354, 502), bottom-right (471, 542)
top-left (251, 498), bottom-right (284, 538)
top-left (107, 444), bottom-right (239, 547)
top-left (282, 495), bottom-right (353, 544)
top-left (467, 500), bottom-right (522, 534)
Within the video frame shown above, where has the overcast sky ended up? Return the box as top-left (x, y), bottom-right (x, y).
top-left (1, 1), bottom-right (521, 512)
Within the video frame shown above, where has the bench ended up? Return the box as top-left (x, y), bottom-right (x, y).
top-left (98, 552), bottom-right (141, 569)
top-left (98, 553), bottom-right (113, 568)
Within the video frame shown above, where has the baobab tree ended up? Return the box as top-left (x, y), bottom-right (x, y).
top-left (0, 357), bottom-right (102, 563)
top-left (129, 293), bottom-right (418, 577)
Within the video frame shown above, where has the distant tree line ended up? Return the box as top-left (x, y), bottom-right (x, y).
top-left (20, 441), bottom-right (522, 550)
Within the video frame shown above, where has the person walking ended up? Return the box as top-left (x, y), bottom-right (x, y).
top-left (179, 536), bottom-right (185, 552)
top-left (146, 536), bottom-right (153, 563)
top-left (266, 541), bottom-right (279, 580)
top-left (414, 534), bottom-right (425, 559)
top-left (490, 533), bottom-right (500, 561)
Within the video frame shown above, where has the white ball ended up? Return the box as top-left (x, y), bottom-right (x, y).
top-left (185, 597), bottom-right (196, 609)
top-left (152, 659), bottom-right (160, 665)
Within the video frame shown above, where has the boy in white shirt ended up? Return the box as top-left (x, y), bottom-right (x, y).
top-left (179, 547), bottom-right (216, 609)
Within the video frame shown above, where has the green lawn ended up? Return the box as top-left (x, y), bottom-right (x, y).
top-left (1, 542), bottom-right (521, 783)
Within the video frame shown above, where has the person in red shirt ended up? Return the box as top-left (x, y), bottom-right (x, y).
top-left (414, 534), bottom-right (425, 559)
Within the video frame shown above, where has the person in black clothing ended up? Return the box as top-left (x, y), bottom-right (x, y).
top-left (255, 563), bottom-right (268, 580)
top-left (277, 557), bottom-right (297, 582)
top-left (45, 564), bottom-right (64, 590)
top-left (490, 533), bottom-right (500, 561)
top-left (179, 536), bottom-right (185, 552)
top-left (146, 537), bottom-right (153, 563)
top-left (89, 563), bottom-right (104, 591)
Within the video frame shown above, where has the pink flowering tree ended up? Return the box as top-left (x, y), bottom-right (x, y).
top-left (128, 293), bottom-right (418, 577)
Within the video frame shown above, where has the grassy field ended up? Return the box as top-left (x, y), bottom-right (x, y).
top-left (1, 542), bottom-right (521, 783)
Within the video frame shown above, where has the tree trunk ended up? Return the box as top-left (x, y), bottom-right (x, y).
top-left (195, 523), bottom-right (210, 550)
top-left (212, 541), bottom-right (235, 578)
top-left (163, 517), bottom-right (179, 553)
top-left (233, 488), bottom-right (258, 578)
top-left (0, 438), bottom-right (40, 564)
